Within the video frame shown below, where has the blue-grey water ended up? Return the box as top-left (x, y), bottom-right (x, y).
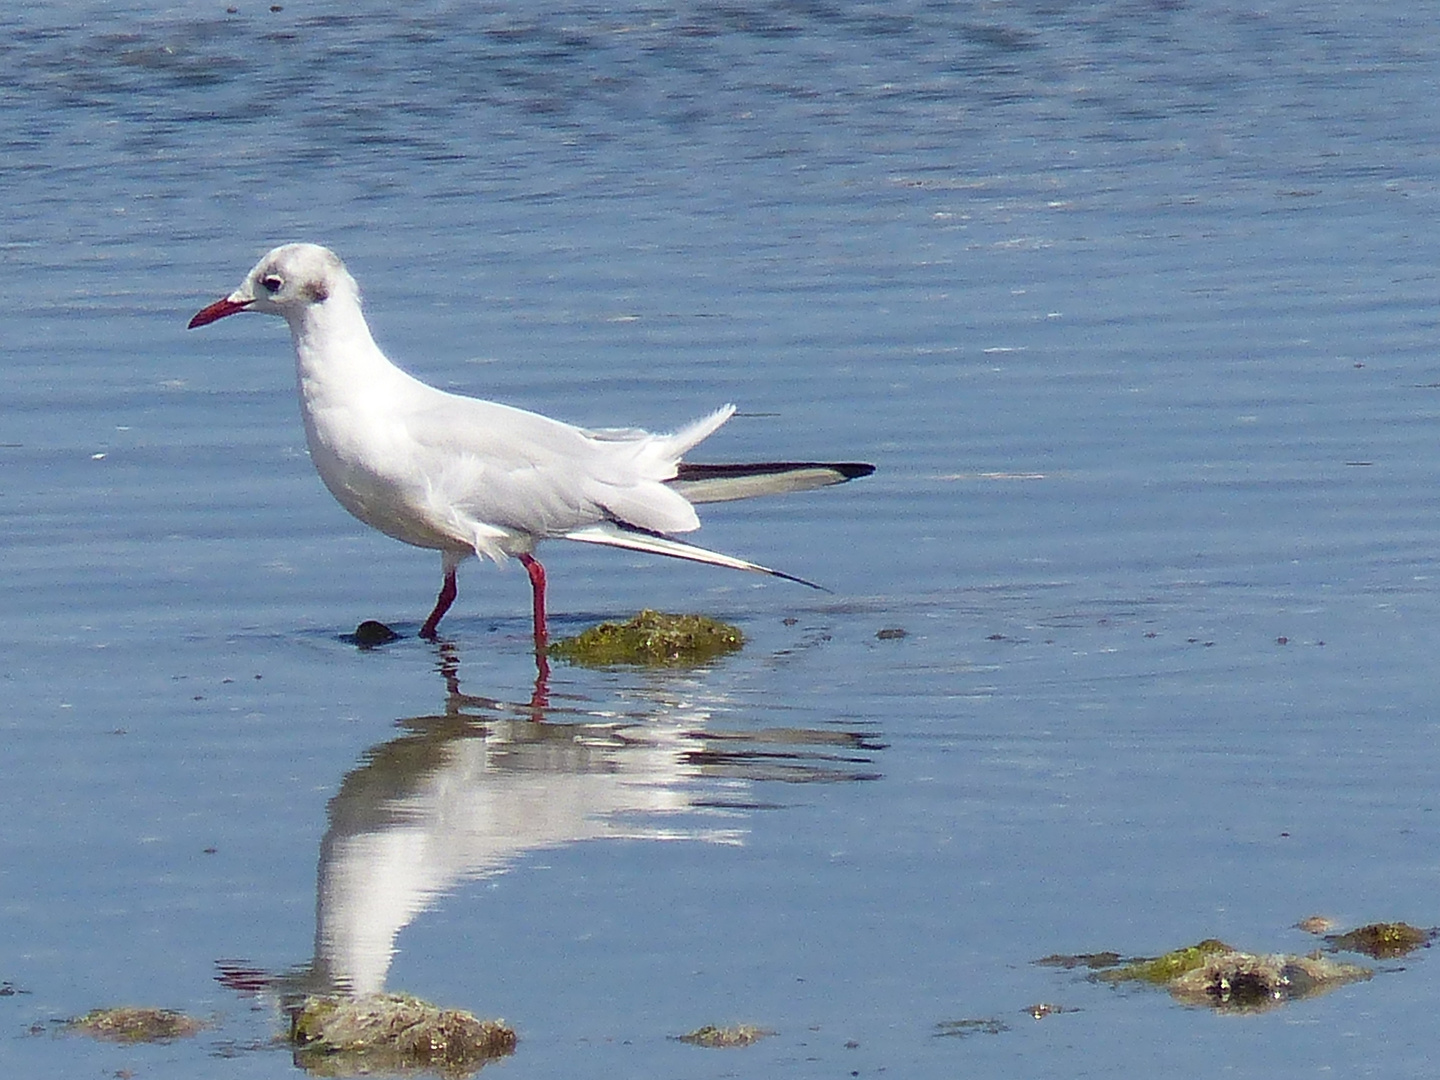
top-left (5, 1), bottom-right (1440, 1076)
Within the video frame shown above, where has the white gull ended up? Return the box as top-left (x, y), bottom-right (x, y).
top-left (189, 243), bottom-right (872, 646)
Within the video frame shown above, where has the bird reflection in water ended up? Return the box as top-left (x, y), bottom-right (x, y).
top-left (218, 643), bottom-right (883, 1003)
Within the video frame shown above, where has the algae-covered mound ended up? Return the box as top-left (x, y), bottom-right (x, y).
top-left (1168, 951), bottom-right (1371, 1011)
top-left (1326, 921), bottom-right (1434, 959)
top-left (1081, 939), bottom-right (1373, 1012)
top-left (549, 610), bottom-right (744, 667)
top-left (68, 1006), bottom-right (206, 1043)
top-left (289, 993), bottom-right (516, 1077)
top-left (675, 1023), bottom-right (772, 1048)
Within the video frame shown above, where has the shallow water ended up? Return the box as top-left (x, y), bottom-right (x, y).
top-left (5, 2), bottom-right (1440, 1076)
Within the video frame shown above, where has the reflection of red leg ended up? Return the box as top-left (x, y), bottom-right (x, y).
top-left (528, 653), bottom-right (550, 712)
top-left (216, 962), bottom-right (273, 994)
top-left (518, 553), bottom-right (547, 651)
top-left (419, 566), bottom-right (458, 639)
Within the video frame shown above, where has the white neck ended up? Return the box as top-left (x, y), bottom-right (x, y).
top-left (289, 290), bottom-right (394, 388)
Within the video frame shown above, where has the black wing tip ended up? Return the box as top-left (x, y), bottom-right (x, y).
top-left (771, 567), bottom-right (828, 591)
top-left (676, 461), bottom-right (876, 482)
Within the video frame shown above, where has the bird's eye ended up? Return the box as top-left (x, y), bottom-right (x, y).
top-left (260, 274), bottom-right (284, 294)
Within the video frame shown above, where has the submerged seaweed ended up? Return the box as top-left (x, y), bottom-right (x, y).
top-left (934, 1017), bottom-right (1009, 1038)
top-left (1034, 951), bottom-right (1124, 971)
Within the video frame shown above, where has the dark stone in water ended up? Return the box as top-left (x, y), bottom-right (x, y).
top-left (354, 620), bottom-right (400, 647)
top-left (1325, 921), bottom-right (1435, 958)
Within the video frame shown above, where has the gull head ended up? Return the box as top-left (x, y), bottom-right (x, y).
top-left (189, 243), bottom-right (359, 329)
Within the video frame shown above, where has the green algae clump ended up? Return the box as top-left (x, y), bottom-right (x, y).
top-left (290, 993), bottom-right (515, 1077)
top-left (675, 1023), bottom-right (772, 1048)
top-left (68, 1006), bottom-right (205, 1043)
top-left (549, 610), bottom-right (744, 667)
top-left (1097, 939), bottom-right (1234, 985)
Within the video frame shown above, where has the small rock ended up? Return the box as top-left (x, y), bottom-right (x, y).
top-left (1326, 922), bottom-right (1434, 958)
top-left (67, 1007), bottom-right (205, 1043)
top-left (676, 1024), bottom-right (772, 1048)
top-left (290, 992), bottom-right (515, 1074)
top-left (1024, 1002), bottom-right (1077, 1019)
top-left (353, 620), bottom-right (401, 647)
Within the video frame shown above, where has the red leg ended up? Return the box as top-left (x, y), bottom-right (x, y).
top-left (419, 565), bottom-right (458, 639)
top-left (518, 553), bottom-right (548, 651)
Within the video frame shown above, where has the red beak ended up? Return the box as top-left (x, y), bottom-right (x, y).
top-left (188, 296), bottom-right (254, 329)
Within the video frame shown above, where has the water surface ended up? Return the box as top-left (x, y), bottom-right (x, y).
top-left (4, 3), bottom-right (1440, 1077)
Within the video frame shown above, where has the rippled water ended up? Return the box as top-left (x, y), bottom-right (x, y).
top-left (5, 2), bottom-right (1440, 1077)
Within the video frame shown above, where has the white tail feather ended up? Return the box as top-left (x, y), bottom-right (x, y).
top-left (562, 522), bottom-right (822, 589)
top-left (662, 404), bottom-right (737, 458)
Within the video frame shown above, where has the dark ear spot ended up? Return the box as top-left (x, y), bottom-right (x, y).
top-left (302, 280), bottom-right (329, 303)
